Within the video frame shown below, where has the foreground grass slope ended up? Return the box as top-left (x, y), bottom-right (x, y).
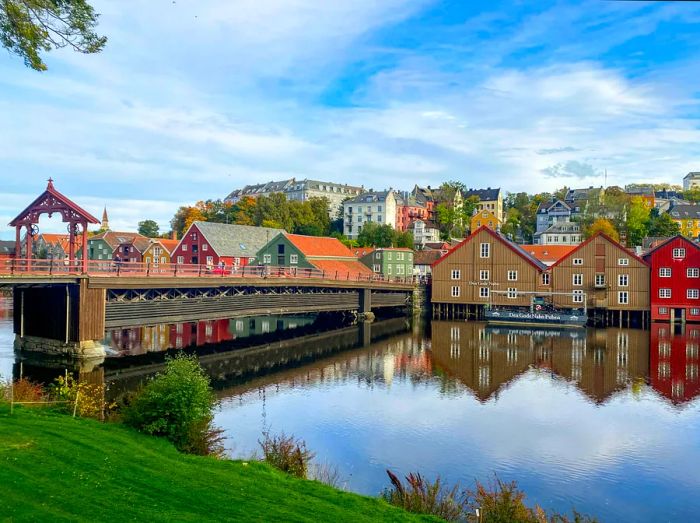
top-left (0, 407), bottom-right (435, 522)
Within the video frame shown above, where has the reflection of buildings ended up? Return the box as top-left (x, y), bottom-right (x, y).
top-left (0, 297), bottom-right (12, 319)
top-left (650, 324), bottom-right (700, 405)
top-left (108, 315), bottom-right (317, 355)
top-left (431, 321), bottom-right (649, 404)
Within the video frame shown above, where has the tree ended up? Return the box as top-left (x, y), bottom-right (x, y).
top-left (138, 220), bottom-right (160, 238)
top-left (647, 210), bottom-right (680, 237)
top-left (625, 197), bottom-right (650, 247)
top-left (357, 222), bottom-right (396, 248)
top-left (1, 0), bottom-right (107, 71)
top-left (585, 218), bottom-right (619, 242)
top-left (395, 231), bottom-right (414, 249)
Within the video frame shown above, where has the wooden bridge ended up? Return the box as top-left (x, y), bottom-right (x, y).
top-left (1, 258), bottom-right (414, 359)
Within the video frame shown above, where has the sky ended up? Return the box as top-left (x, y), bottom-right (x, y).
top-left (1, 0), bottom-right (700, 237)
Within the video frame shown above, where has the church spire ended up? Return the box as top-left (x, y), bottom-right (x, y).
top-left (101, 206), bottom-right (110, 231)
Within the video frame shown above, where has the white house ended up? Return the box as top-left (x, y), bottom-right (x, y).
top-left (343, 190), bottom-right (398, 240)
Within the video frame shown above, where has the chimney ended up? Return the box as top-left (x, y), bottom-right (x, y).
top-left (171, 230), bottom-right (177, 240)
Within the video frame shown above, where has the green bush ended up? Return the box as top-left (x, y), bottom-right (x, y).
top-left (123, 354), bottom-right (224, 455)
top-left (259, 432), bottom-right (315, 479)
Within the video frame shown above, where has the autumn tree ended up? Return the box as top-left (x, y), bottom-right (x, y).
top-left (1, 0), bottom-right (107, 71)
top-left (585, 218), bottom-right (619, 242)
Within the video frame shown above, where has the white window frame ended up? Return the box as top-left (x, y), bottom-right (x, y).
top-left (507, 288), bottom-right (517, 299)
top-left (573, 274), bottom-right (583, 286)
top-left (263, 254), bottom-right (272, 264)
top-left (479, 287), bottom-right (489, 298)
top-left (177, 256), bottom-right (184, 264)
top-left (182, 244), bottom-right (188, 252)
top-left (673, 248), bottom-right (686, 259)
top-left (451, 286), bottom-right (460, 298)
top-left (373, 264), bottom-right (381, 273)
top-left (659, 268), bottom-right (671, 278)
top-left (480, 243), bottom-right (490, 258)
top-left (618, 274), bottom-right (629, 287)
top-left (573, 258), bottom-right (583, 266)
top-left (618, 291), bottom-right (629, 305)
top-left (659, 288), bottom-right (672, 299)
top-left (480, 270), bottom-right (489, 281)
top-left (542, 273), bottom-right (550, 285)
top-left (688, 289), bottom-right (699, 299)
top-left (688, 268), bottom-right (699, 278)
top-left (451, 269), bottom-right (461, 280)
top-left (507, 270), bottom-right (518, 281)
top-left (595, 273), bottom-right (605, 287)
top-left (290, 254), bottom-right (299, 264)
top-left (206, 256), bottom-right (214, 266)
top-left (202, 243), bottom-right (208, 251)
top-left (618, 258), bottom-right (629, 266)
top-left (572, 290), bottom-right (584, 303)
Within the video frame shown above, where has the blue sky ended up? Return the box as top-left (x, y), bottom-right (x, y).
top-left (1, 0), bottom-right (700, 237)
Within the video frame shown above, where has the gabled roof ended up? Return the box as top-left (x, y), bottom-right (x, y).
top-left (191, 222), bottom-right (285, 258)
top-left (550, 232), bottom-right (648, 268)
top-left (352, 247), bottom-right (375, 258)
top-left (423, 242), bottom-right (450, 251)
top-left (668, 203), bottom-right (700, 219)
top-left (285, 234), bottom-right (355, 258)
top-left (310, 259), bottom-right (374, 277)
top-left (642, 234), bottom-right (700, 259)
top-left (684, 172), bottom-right (700, 179)
top-left (119, 236), bottom-right (152, 254)
top-left (344, 190), bottom-right (394, 205)
top-left (462, 187), bottom-right (501, 201)
top-left (38, 233), bottom-right (71, 252)
top-left (414, 250), bottom-right (444, 266)
top-left (433, 226), bottom-right (546, 271)
top-left (154, 239), bottom-right (180, 254)
top-left (0, 240), bottom-right (16, 255)
top-left (538, 221), bottom-right (581, 234)
top-left (536, 198), bottom-right (572, 214)
top-left (89, 231), bottom-right (147, 250)
top-left (519, 245), bottom-right (577, 266)
top-left (9, 179), bottom-right (99, 226)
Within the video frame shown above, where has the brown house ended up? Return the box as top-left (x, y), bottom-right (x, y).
top-left (549, 233), bottom-right (650, 321)
top-left (431, 227), bottom-right (548, 316)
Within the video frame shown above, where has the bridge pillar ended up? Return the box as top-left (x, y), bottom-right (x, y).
top-left (14, 281), bottom-right (106, 359)
top-left (360, 288), bottom-right (371, 313)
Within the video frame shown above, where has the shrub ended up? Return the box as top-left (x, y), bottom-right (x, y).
top-left (0, 377), bottom-right (9, 403)
top-left (382, 470), bottom-right (467, 522)
top-left (7, 378), bottom-right (45, 403)
top-left (122, 354), bottom-right (223, 455)
top-left (310, 461), bottom-right (344, 489)
top-left (259, 432), bottom-right (315, 479)
top-left (47, 374), bottom-right (108, 420)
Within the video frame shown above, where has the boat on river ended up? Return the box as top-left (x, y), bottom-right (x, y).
top-left (485, 291), bottom-right (587, 328)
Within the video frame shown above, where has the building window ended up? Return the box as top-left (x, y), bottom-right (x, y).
top-left (507, 270), bottom-right (518, 281)
top-left (451, 269), bottom-right (461, 280)
top-left (192, 233), bottom-right (197, 241)
top-left (688, 289), bottom-right (699, 299)
top-left (659, 288), bottom-right (671, 298)
top-left (595, 274), bottom-right (605, 287)
top-left (451, 286), bottom-right (460, 297)
top-left (375, 252), bottom-right (381, 259)
top-left (479, 287), bottom-right (489, 298)
top-left (290, 254), bottom-right (298, 264)
top-left (202, 244), bottom-right (208, 251)
top-left (688, 268), bottom-right (699, 278)
top-left (480, 243), bottom-right (490, 258)
top-left (373, 264), bottom-right (381, 273)
top-left (673, 248), bottom-right (686, 259)
top-left (233, 257), bottom-right (241, 266)
top-left (542, 273), bottom-right (550, 285)
top-left (573, 290), bottom-right (584, 303)
top-left (397, 265), bottom-right (405, 275)
top-left (480, 270), bottom-right (489, 281)
top-left (659, 268), bottom-right (672, 277)
top-left (263, 254), bottom-right (271, 264)
top-left (507, 288), bottom-right (517, 299)
top-left (618, 291), bottom-right (629, 305)
top-left (206, 256), bottom-right (213, 266)
top-left (573, 258), bottom-right (583, 265)
top-left (387, 265), bottom-right (392, 274)
top-left (573, 274), bottom-right (583, 286)
top-left (618, 258), bottom-right (629, 266)
top-left (177, 256), bottom-right (184, 264)
top-left (659, 307), bottom-right (668, 315)
top-left (182, 244), bottom-right (187, 251)
top-left (691, 308), bottom-right (700, 316)
top-left (618, 274), bottom-right (629, 287)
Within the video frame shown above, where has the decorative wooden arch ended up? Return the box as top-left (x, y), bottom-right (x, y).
top-left (9, 179), bottom-right (99, 273)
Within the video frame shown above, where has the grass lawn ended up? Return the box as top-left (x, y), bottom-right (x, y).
top-left (0, 406), bottom-right (437, 522)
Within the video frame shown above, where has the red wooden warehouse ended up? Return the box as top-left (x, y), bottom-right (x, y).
top-left (643, 235), bottom-right (700, 323)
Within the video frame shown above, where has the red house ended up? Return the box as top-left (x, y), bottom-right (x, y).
top-left (172, 221), bottom-right (284, 268)
top-left (113, 237), bottom-right (152, 264)
top-left (643, 235), bottom-right (700, 323)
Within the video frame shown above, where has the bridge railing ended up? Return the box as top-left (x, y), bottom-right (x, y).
top-left (1, 258), bottom-right (415, 284)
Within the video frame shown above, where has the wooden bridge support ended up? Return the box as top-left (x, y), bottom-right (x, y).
top-left (14, 282), bottom-right (106, 359)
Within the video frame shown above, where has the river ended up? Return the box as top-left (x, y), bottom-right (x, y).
top-left (0, 296), bottom-right (698, 522)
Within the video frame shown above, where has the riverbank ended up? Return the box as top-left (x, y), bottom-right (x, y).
top-left (0, 406), bottom-right (436, 522)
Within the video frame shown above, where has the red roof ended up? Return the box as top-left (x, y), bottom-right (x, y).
top-left (156, 239), bottom-right (180, 254)
top-left (352, 247), bottom-right (375, 258)
top-left (39, 233), bottom-right (71, 252)
top-left (311, 259), bottom-right (374, 277)
top-left (432, 226), bottom-right (545, 271)
top-left (286, 234), bottom-right (354, 257)
top-left (549, 232), bottom-right (649, 268)
top-left (519, 245), bottom-right (577, 265)
top-left (9, 179), bottom-right (99, 226)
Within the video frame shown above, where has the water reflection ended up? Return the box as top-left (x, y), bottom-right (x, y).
top-left (650, 323), bottom-right (700, 405)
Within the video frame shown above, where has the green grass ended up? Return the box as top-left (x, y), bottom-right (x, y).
top-left (0, 406), bottom-right (436, 522)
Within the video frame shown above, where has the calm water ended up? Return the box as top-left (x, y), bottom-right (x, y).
top-left (1, 296), bottom-right (699, 522)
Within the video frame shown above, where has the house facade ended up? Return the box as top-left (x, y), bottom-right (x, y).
top-left (564, 186), bottom-right (604, 219)
top-left (172, 222), bottom-right (284, 268)
top-left (643, 235), bottom-right (700, 323)
top-left (549, 233), bottom-right (649, 313)
top-left (535, 222), bottom-right (583, 245)
top-left (224, 178), bottom-right (364, 217)
top-left (413, 250), bottom-right (443, 279)
top-left (0, 240), bottom-right (16, 261)
top-left (85, 231), bottom-right (147, 261)
top-left (256, 233), bottom-right (373, 278)
top-left (395, 192), bottom-right (430, 232)
top-left (432, 227), bottom-right (547, 310)
top-left (667, 203), bottom-right (700, 239)
top-left (470, 209), bottom-right (501, 233)
top-left (143, 239), bottom-right (179, 267)
top-left (683, 172), bottom-right (700, 191)
top-left (408, 219), bottom-right (441, 248)
top-left (343, 190), bottom-right (398, 240)
top-left (463, 187), bottom-right (503, 221)
top-left (113, 237), bottom-right (152, 263)
top-left (535, 198), bottom-right (573, 234)
top-left (33, 233), bottom-right (70, 260)
top-left (358, 248), bottom-right (413, 278)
